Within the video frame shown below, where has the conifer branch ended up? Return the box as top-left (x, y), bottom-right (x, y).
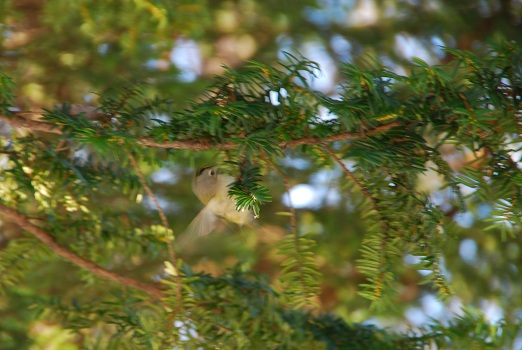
top-left (128, 153), bottom-right (183, 312)
top-left (0, 113), bottom-right (63, 135)
top-left (128, 153), bottom-right (175, 262)
top-left (322, 143), bottom-right (393, 305)
top-left (264, 156), bottom-right (297, 235)
top-left (266, 156), bottom-right (319, 306)
top-left (322, 143), bottom-right (387, 231)
top-left (0, 111), bottom-right (400, 150)
top-left (0, 202), bottom-right (165, 299)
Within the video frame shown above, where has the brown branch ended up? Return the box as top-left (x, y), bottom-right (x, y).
top-left (265, 158), bottom-right (297, 235)
top-left (128, 153), bottom-right (175, 262)
top-left (264, 155), bottom-right (311, 303)
top-left (0, 202), bottom-right (165, 299)
top-left (128, 153), bottom-right (183, 313)
top-left (321, 144), bottom-right (391, 301)
top-left (321, 143), bottom-right (388, 232)
top-left (138, 138), bottom-right (224, 150)
top-left (0, 113), bottom-right (63, 135)
top-left (322, 144), bottom-right (373, 202)
top-left (0, 111), bottom-right (400, 150)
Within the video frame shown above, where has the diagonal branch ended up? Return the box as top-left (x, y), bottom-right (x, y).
top-left (321, 143), bottom-right (387, 231)
top-left (264, 156), bottom-right (297, 235)
top-left (263, 155), bottom-right (309, 301)
top-left (0, 111), bottom-right (400, 150)
top-left (128, 153), bottom-right (183, 313)
top-left (128, 153), bottom-right (176, 263)
top-left (0, 202), bottom-right (165, 299)
top-left (0, 113), bottom-right (63, 135)
top-left (322, 143), bottom-right (391, 302)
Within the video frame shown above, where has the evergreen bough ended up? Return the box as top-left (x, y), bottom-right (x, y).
top-left (0, 41), bottom-right (521, 348)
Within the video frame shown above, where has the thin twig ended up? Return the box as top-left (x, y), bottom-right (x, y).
top-left (129, 153), bottom-right (174, 261)
top-left (322, 143), bottom-right (391, 301)
top-left (263, 156), bottom-right (296, 235)
top-left (0, 202), bottom-right (164, 299)
top-left (0, 113), bottom-right (63, 134)
top-left (321, 143), bottom-right (385, 226)
top-left (264, 156), bottom-right (311, 303)
top-left (0, 111), bottom-right (399, 150)
top-left (128, 153), bottom-right (183, 313)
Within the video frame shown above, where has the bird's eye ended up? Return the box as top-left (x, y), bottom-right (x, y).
top-left (209, 170), bottom-right (216, 176)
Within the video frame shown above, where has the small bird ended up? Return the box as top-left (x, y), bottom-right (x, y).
top-left (182, 166), bottom-right (252, 240)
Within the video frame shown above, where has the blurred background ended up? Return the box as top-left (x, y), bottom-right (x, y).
top-left (1, 0), bottom-right (522, 347)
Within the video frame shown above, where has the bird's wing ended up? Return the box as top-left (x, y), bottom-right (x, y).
top-left (177, 205), bottom-right (218, 248)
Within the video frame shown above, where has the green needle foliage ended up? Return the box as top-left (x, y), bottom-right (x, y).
top-left (278, 234), bottom-right (321, 308)
top-left (0, 40), bottom-right (521, 348)
top-left (0, 72), bottom-right (15, 114)
top-left (228, 164), bottom-right (272, 218)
